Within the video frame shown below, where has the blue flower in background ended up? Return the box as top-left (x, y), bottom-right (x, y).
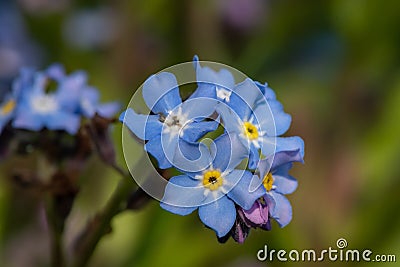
top-left (12, 67), bottom-right (81, 134)
top-left (0, 1), bottom-right (42, 79)
top-left (10, 63), bottom-right (120, 134)
top-left (79, 87), bottom-right (121, 118)
top-left (46, 64), bottom-right (121, 118)
top-left (250, 148), bottom-right (304, 227)
top-left (63, 7), bottom-right (119, 51)
top-left (120, 72), bottom-right (218, 169)
top-left (160, 133), bottom-right (266, 237)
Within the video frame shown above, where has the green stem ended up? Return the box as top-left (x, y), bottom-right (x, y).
top-left (71, 174), bottom-right (135, 267)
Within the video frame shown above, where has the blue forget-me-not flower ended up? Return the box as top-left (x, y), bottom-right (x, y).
top-left (120, 72), bottom-right (219, 169)
top-left (120, 56), bottom-right (305, 242)
top-left (160, 133), bottom-right (266, 237)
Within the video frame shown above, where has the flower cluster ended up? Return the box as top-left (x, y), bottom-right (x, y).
top-left (121, 56), bottom-right (304, 243)
top-left (0, 64), bottom-right (120, 135)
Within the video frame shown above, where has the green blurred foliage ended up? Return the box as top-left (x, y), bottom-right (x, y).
top-left (1, 0), bottom-right (400, 266)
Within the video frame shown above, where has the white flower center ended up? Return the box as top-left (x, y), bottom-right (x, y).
top-left (31, 95), bottom-right (59, 114)
top-left (216, 87), bottom-right (232, 102)
top-left (162, 107), bottom-right (188, 137)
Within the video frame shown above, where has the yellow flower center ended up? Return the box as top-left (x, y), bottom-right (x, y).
top-left (1, 99), bottom-right (16, 116)
top-left (262, 172), bottom-right (274, 192)
top-left (202, 170), bottom-right (223, 191)
top-left (243, 121), bottom-right (259, 140)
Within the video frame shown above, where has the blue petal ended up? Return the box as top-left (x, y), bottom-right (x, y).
top-left (275, 136), bottom-right (304, 157)
top-left (79, 87), bottom-right (99, 117)
top-left (144, 136), bottom-right (171, 169)
top-left (180, 97), bottom-right (218, 120)
top-left (251, 103), bottom-right (275, 136)
top-left (261, 136), bottom-right (304, 158)
top-left (269, 100), bottom-right (292, 135)
top-left (31, 73), bottom-right (48, 94)
top-left (273, 162), bottom-right (292, 176)
top-left (81, 87), bottom-right (99, 102)
top-left (216, 102), bottom-right (243, 134)
top-left (228, 78), bottom-right (260, 120)
top-left (248, 144), bottom-right (259, 170)
top-left (264, 87), bottom-right (276, 100)
top-left (211, 133), bottom-right (249, 172)
top-left (45, 63), bottom-right (66, 80)
top-left (253, 101), bottom-right (291, 136)
top-left (271, 149), bottom-right (304, 170)
top-left (228, 93), bottom-right (250, 122)
top-left (189, 84), bottom-right (217, 100)
top-left (172, 139), bottom-right (211, 174)
top-left (273, 174), bottom-right (298, 195)
top-left (142, 72), bottom-right (181, 114)
top-left (255, 81), bottom-right (276, 100)
top-left (120, 108), bottom-right (162, 140)
top-left (182, 120), bottom-right (219, 142)
top-left (12, 111), bottom-right (43, 131)
top-left (194, 55), bottom-right (235, 90)
top-left (160, 202), bottom-right (197, 216)
top-left (256, 158), bottom-right (274, 183)
top-left (234, 78), bottom-right (262, 107)
top-left (56, 72), bottom-right (87, 110)
top-left (57, 71), bottom-right (87, 94)
top-left (161, 131), bottom-right (180, 168)
top-left (227, 170), bottom-right (265, 210)
top-left (45, 111), bottom-right (81, 134)
top-left (160, 175), bottom-right (206, 208)
top-left (97, 102), bottom-right (121, 118)
top-left (198, 196), bottom-right (236, 237)
top-left (266, 191), bottom-right (293, 227)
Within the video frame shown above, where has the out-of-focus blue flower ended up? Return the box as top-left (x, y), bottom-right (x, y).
top-left (46, 64), bottom-right (120, 119)
top-left (63, 7), bottom-right (119, 50)
top-left (160, 133), bottom-right (266, 237)
top-left (0, 1), bottom-right (42, 79)
top-left (79, 87), bottom-right (121, 119)
top-left (120, 72), bottom-right (218, 169)
top-left (252, 149), bottom-right (304, 227)
top-left (11, 63), bottom-right (120, 134)
top-left (12, 66), bottom-right (81, 134)
top-left (217, 78), bottom-right (301, 169)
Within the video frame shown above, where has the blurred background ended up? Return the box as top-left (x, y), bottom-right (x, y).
top-left (1, 0), bottom-right (400, 266)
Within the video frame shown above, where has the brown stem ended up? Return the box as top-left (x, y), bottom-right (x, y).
top-left (45, 195), bottom-right (65, 267)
